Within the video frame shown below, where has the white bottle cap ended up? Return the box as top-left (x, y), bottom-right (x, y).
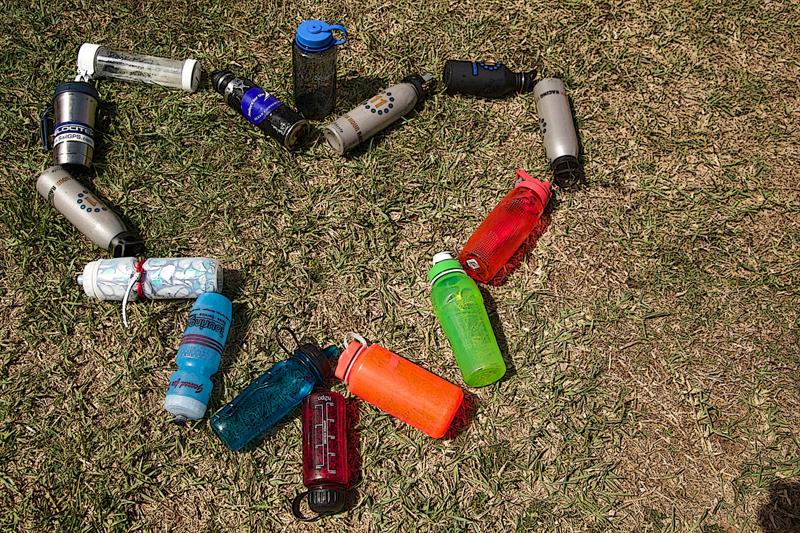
top-left (78, 259), bottom-right (101, 298)
top-left (181, 58), bottom-right (201, 92)
top-left (164, 394), bottom-right (206, 421)
top-left (76, 43), bottom-right (103, 78)
top-left (432, 251), bottom-right (454, 264)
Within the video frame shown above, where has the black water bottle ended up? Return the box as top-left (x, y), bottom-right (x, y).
top-left (211, 69), bottom-right (309, 150)
top-left (443, 60), bottom-right (535, 98)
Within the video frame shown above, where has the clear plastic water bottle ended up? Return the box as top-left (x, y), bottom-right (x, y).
top-left (76, 43), bottom-right (201, 92)
top-left (164, 293), bottom-right (232, 421)
top-left (210, 338), bottom-right (339, 451)
top-left (428, 252), bottom-right (505, 387)
top-left (292, 20), bottom-right (347, 120)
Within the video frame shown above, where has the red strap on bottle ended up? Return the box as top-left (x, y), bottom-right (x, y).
top-left (134, 258), bottom-right (147, 299)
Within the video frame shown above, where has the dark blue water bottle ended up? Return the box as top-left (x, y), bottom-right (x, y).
top-left (164, 292), bottom-right (232, 421)
top-left (210, 330), bottom-right (339, 451)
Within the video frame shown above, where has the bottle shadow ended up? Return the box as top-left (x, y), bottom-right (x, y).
top-left (758, 481), bottom-right (800, 533)
top-left (483, 209), bottom-right (553, 287)
top-left (344, 397), bottom-right (362, 512)
top-left (479, 287), bottom-right (516, 384)
top-left (442, 390), bottom-right (479, 440)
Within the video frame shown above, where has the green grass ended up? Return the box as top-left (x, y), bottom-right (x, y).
top-left (1, 0), bottom-right (799, 530)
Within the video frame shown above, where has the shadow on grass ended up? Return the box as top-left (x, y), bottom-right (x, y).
top-left (758, 481), bottom-right (800, 533)
top-left (443, 390), bottom-right (479, 440)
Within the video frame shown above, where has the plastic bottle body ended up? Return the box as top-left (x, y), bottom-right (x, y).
top-left (460, 171), bottom-right (551, 283)
top-left (77, 257), bottom-right (222, 300)
top-left (294, 390), bottom-right (349, 517)
top-left (78, 44), bottom-right (200, 91)
top-left (293, 43), bottom-right (337, 120)
top-left (36, 166), bottom-right (142, 257)
top-left (211, 345), bottom-right (338, 451)
top-left (164, 293), bottom-right (232, 421)
top-left (430, 270), bottom-right (505, 387)
top-left (336, 340), bottom-right (463, 438)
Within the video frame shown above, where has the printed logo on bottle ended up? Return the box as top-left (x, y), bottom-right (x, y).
top-left (466, 258), bottom-right (480, 270)
top-left (241, 87), bottom-right (283, 126)
top-left (53, 122), bottom-right (94, 148)
top-left (170, 378), bottom-right (203, 394)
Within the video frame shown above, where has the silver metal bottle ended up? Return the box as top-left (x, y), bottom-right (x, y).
top-left (323, 73), bottom-right (432, 155)
top-left (36, 166), bottom-right (142, 257)
top-left (533, 78), bottom-right (583, 189)
top-left (42, 82), bottom-right (100, 169)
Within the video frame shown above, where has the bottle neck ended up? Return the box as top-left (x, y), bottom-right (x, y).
top-left (515, 70), bottom-right (536, 93)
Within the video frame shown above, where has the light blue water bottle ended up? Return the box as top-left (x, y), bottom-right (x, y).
top-left (164, 292), bottom-right (232, 421)
top-left (210, 330), bottom-right (339, 451)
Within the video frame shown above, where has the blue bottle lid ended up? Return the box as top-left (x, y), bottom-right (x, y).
top-left (295, 20), bottom-right (347, 52)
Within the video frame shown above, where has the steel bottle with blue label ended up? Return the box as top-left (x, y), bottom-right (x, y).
top-left (164, 293), bottom-right (232, 422)
top-left (40, 80), bottom-right (99, 169)
top-left (211, 69), bottom-right (309, 149)
top-left (292, 19), bottom-right (347, 120)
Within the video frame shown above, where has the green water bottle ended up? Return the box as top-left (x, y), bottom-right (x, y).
top-left (428, 252), bottom-right (506, 387)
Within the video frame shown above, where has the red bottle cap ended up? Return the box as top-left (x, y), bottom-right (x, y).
top-left (514, 169), bottom-right (551, 208)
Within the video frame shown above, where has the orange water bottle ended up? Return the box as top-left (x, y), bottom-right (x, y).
top-left (335, 334), bottom-right (463, 438)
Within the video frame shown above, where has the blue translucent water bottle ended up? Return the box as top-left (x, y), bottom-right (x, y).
top-left (211, 330), bottom-right (339, 451)
top-left (164, 292), bottom-right (232, 421)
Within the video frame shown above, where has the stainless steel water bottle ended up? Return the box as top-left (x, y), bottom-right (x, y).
top-left (36, 166), bottom-right (143, 257)
top-left (40, 81), bottom-right (100, 169)
top-left (211, 69), bottom-right (309, 150)
top-left (323, 73), bottom-right (432, 155)
top-left (533, 78), bottom-right (583, 189)
top-left (443, 60), bottom-right (535, 98)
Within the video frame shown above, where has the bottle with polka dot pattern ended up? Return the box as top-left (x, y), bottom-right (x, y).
top-left (36, 165), bottom-right (143, 257)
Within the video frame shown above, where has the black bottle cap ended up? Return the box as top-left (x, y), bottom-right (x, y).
top-left (518, 69), bottom-right (537, 93)
top-left (54, 81), bottom-right (99, 101)
top-left (294, 344), bottom-right (339, 384)
top-left (109, 231), bottom-right (145, 258)
top-left (402, 73), bottom-right (434, 102)
top-left (308, 485), bottom-right (347, 515)
top-left (551, 155), bottom-right (584, 190)
top-left (210, 70), bottom-right (234, 94)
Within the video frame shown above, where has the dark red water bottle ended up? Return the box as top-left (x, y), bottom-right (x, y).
top-left (292, 390), bottom-right (350, 520)
top-left (459, 169), bottom-right (551, 283)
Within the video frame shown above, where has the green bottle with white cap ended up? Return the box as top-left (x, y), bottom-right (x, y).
top-left (428, 252), bottom-right (506, 387)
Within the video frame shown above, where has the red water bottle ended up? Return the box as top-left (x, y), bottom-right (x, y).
top-left (292, 390), bottom-right (350, 521)
top-left (459, 169), bottom-right (551, 283)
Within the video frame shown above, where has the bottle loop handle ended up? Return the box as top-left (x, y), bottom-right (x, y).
top-left (275, 326), bottom-right (301, 356)
top-left (121, 259), bottom-right (147, 328)
top-left (291, 491), bottom-right (324, 522)
top-left (321, 23), bottom-right (347, 46)
top-left (39, 104), bottom-right (54, 152)
top-left (342, 332), bottom-right (367, 350)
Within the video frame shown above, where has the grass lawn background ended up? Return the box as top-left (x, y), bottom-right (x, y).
top-left (1, 0), bottom-right (798, 530)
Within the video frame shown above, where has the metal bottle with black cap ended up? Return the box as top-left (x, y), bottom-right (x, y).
top-left (442, 60), bottom-right (536, 98)
top-left (40, 77), bottom-right (100, 169)
top-left (533, 78), bottom-right (584, 189)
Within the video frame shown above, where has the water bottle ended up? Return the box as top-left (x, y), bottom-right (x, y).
top-left (164, 293), bottom-right (232, 421)
top-left (36, 165), bottom-right (143, 257)
top-left (534, 78), bottom-right (583, 189)
top-left (210, 337), bottom-right (339, 451)
top-left (292, 20), bottom-right (347, 120)
top-left (292, 390), bottom-right (350, 521)
top-left (323, 73), bottom-right (432, 155)
top-left (428, 252), bottom-right (505, 387)
top-left (335, 334), bottom-right (463, 438)
top-left (211, 69), bottom-right (309, 150)
top-left (76, 43), bottom-right (201, 92)
top-left (459, 169), bottom-right (551, 283)
top-left (40, 81), bottom-right (99, 169)
top-left (443, 60), bottom-right (536, 98)
top-left (76, 257), bottom-right (222, 326)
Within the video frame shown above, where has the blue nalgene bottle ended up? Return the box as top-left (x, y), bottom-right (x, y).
top-left (164, 292), bottom-right (232, 421)
top-left (292, 19), bottom-right (347, 120)
top-left (210, 342), bottom-right (339, 451)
